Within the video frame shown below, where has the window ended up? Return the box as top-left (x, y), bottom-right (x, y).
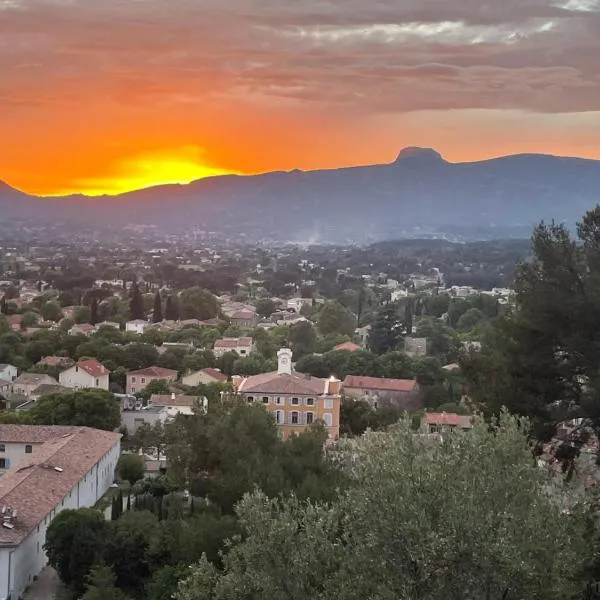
top-left (247, 396), bottom-right (254, 403)
top-left (291, 411), bottom-right (299, 424)
top-left (130, 387), bottom-right (136, 393)
top-left (131, 376), bottom-right (136, 383)
top-left (0, 458), bottom-right (6, 469)
top-left (306, 398), bottom-right (314, 406)
top-left (0, 444), bottom-right (5, 452)
top-left (291, 397), bottom-right (299, 406)
top-left (95, 378), bottom-right (99, 386)
top-left (240, 349), bottom-right (247, 355)
top-left (262, 396), bottom-right (269, 404)
top-left (141, 377), bottom-right (146, 384)
top-left (275, 397), bottom-right (283, 405)
top-left (275, 410), bottom-right (283, 424)
top-left (324, 398), bottom-right (333, 409)
top-left (323, 413), bottom-right (333, 427)
top-left (306, 412), bottom-right (314, 424)
top-left (25, 444), bottom-right (32, 454)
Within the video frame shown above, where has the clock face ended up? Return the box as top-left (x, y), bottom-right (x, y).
top-left (280, 357), bottom-right (289, 364)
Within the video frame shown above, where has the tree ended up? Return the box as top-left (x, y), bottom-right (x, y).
top-left (179, 287), bottom-right (219, 320)
top-left (178, 414), bottom-right (584, 600)
top-left (317, 301), bottom-right (356, 337)
top-left (90, 296), bottom-right (99, 325)
top-left (0, 296), bottom-right (7, 315)
top-left (129, 281), bottom-right (145, 320)
top-left (41, 300), bottom-right (62, 322)
top-left (164, 295), bottom-right (180, 321)
top-left (21, 310), bottom-right (39, 328)
top-left (152, 292), bottom-right (163, 323)
top-left (74, 305), bottom-right (92, 324)
top-left (117, 453), bottom-right (145, 485)
top-left (288, 321), bottom-right (318, 359)
top-left (147, 564), bottom-right (190, 600)
top-left (44, 508), bottom-right (108, 593)
top-left (255, 298), bottom-right (277, 319)
top-left (367, 303), bottom-right (405, 355)
top-left (456, 307), bottom-right (486, 332)
top-left (30, 389), bottom-right (121, 430)
top-left (81, 565), bottom-right (132, 600)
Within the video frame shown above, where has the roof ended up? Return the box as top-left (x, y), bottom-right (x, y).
top-left (149, 394), bottom-right (200, 408)
top-left (37, 356), bottom-right (74, 367)
top-left (0, 378), bottom-right (11, 388)
top-left (0, 424), bottom-right (82, 444)
top-left (73, 359), bottom-right (109, 377)
top-left (127, 319), bottom-right (148, 325)
top-left (0, 364), bottom-right (16, 370)
top-left (230, 310), bottom-right (255, 319)
top-left (13, 373), bottom-right (58, 386)
top-left (239, 371), bottom-right (328, 396)
top-left (0, 427), bottom-right (121, 547)
top-left (333, 342), bottom-right (361, 352)
top-left (214, 337), bottom-right (253, 349)
top-left (127, 366), bottom-right (178, 378)
top-left (30, 383), bottom-right (69, 397)
top-left (343, 375), bottom-right (417, 393)
top-left (200, 368), bottom-right (227, 382)
top-left (425, 413), bottom-right (472, 428)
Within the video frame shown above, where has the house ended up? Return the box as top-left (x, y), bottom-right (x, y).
top-left (0, 426), bottom-right (120, 600)
top-left (95, 321), bottom-right (120, 330)
top-left (37, 356), bottom-right (75, 370)
top-left (68, 323), bottom-right (95, 336)
top-left (0, 379), bottom-right (11, 400)
top-left (404, 337), bottom-right (427, 357)
top-left (125, 319), bottom-right (149, 335)
top-left (234, 348), bottom-right (342, 441)
top-left (213, 337), bottom-right (254, 358)
top-left (0, 364), bottom-right (18, 383)
top-left (333, 342), bottom-right (361, 352)
top-left (343, 375), bottom-right (420, 411)
top-left (6, 314), bottom-right (22, 332)
top-left (11, 373), bottom-right (59, 398)
top-left (30, 384), bottom-right (69, 401)
top-left (421, 412), bottom-right (472, 434)
top-left (126, 366), bottom-right (178, 394)
top-left (286, 298), bottom-right (313, 313)
top-left (181, 368), bottom-right (227, 387)
top-left (121, 404), bottom-right (169, 434)
top-left (149, 393), bottom-right (206, 417)
top-left (229, 310), bottom-right (257, 327)
top-left (58, 359), bottom-right (110, 391)
top-left (355, 325), bottom-right (371, 348)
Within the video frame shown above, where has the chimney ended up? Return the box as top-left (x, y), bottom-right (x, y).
top-left (327, 375), bottom-right (341, 395)
top-left (171, 392), bottom-right (176, 400)
top-left (277, 348), bottom-right (293, 375)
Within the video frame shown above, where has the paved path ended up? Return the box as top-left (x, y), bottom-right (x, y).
top-left (22, 567), bottom-right (61, 600)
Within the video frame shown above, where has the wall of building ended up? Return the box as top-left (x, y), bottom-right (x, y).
top-left (126, 374), bottom-right (175, 394)
top-left (0, 441), bottom-right (44, 473)
top-left (181, 371), bottom-right (221, 387)
top-left (59, 368), bottom-right (109, 391)
top-left (0, 440), bottom-right (120, 600)
top-left (344, 387), bottom-right (421, 411)
top-left (121, 408), bottom-right (167, 434)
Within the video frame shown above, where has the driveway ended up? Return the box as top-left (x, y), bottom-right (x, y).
top-left (22, 567), bottom-right (62, 600)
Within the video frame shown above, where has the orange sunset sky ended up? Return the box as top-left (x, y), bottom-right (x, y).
top-left (1, 0), bottom-right (600, 196)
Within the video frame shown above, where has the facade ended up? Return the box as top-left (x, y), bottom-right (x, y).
top-left (235, 349), bottom-right (342, 440)
top-left (181, 368), bottom-right (227, 387)
top-left (125, 319), bottom-right (149, 335)
top-left (213, 337), bottom-right (254, 358)
top-left (229, 310), bottom-right (257, 327)
top-left (58, 359), bottom-right (110, 391)
top-left (37, 356), bottom-right (75, 370)
top-left (126, 366), bottom-right (178, 394)
top-left (68, 323), bottom-right (96, 336)
top-left (149, 393), bottom-right (206, 417)
top-left (421, 412), bottom-right (472, 434)
top-left (286, 298), bottom-right (313, 313)
top-left (343, 375), bottom-right (420, 411)
top-left (121, 405), bottom-right (168, 434)
top-left (11, 374), bottom-right (58, 398)
top-left (404, 337), bottom-right (427, 357)
top-left (0, 365), bottom-right (17, 383)
top-left (0, 426), bottom-right (121, 600)
top-left (0, 379), bottom-right (10, 399)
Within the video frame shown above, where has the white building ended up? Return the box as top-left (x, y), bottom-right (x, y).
top-left (125, 319), bottom-right (149, 335)
top-left (0, 365), bottom-right (17, 383)
top-left (0, 426), bottom-right (121, 600)
top-left (213, 337), bottom-right (254, 358)
top-left (58, 359), bottom-right (110, 391)
top-left (286, 298), bottom-right (313, 313)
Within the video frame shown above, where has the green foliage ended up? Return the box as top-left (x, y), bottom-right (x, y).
top-left (456, 307), bottom-right (486, 332)
top-left (164, 295), bottom-right (180, 320)
top-left (117, 453), bottom-right (145, 485)
top-left (81, 565), bottom-right (132, 600)
top-left (152, 291), bottom-right (163, 323)
top-left (367, 302), bottom-right (405, 354)
top-left (317, 301), bottom-right (356, 337)
top-left (179, 287), bottom-right (219, 320)
top-left (255, 298), bottom-right (277, 319)
top-left (178, 414), bottom-right (585, 600)
top-left (146, 564), bottom-right (190, 600)
top-left (288, 320), bottom-right (318, 358)
top-left (74, 305), bottom-right (91, 324)
top-left (21, 310), bottom-right (39, 328)
top-left (129, 282), bottom-right (145, 320)
top-left (41, 300), bottom-right (63, 322)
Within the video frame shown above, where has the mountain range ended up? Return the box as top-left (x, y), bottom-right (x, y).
top-left (2, 147), bottom-right (600, 244)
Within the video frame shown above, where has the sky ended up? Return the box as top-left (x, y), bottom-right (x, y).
top-left (1, 0), bottom-right (600, 196)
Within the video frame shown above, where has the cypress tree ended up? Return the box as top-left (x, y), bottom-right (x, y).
top-left (0, 296), bottom-right (7, 315)
top-left (164, 295), bottom-right (179, 321)
top-left (110, 496), bottom-right (118, 520)
top-left (90, 296), bottom-right (99, 325)
top-left (126, 492), bottom-right (131, 511)
top-left (129, 281), bottom-right (145, 320)
top-left (152, 292), bottom-right (163, 323)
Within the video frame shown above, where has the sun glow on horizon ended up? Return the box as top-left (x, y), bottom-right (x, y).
top-left (44, 146), bottom-right (238, 197)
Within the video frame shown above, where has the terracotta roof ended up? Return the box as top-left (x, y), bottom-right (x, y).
top-left (200, 368), bottom-right (227, 382)
top-left (149, 394), bottom-right (199, 408)
top-left (0, 427), bottom-right (121, 546)
top-left (425, 413), bottom-right (472, 428)
top-left (343, 375), bottom-right (417, 393)
top-left (38, 356), bottom-right (74, 367)
top-left (0, 424), bottom-right (81, 444)
top-left (75, 359), bottom-right (109, 377)
top-left (214, 337), bottom-right (253, 349)
top-left (127, 366), bottom-right (178, 378)
top-left (239, 371), bottom-right (327, 396)
top-left (334, 342), bottom-right (361, 352)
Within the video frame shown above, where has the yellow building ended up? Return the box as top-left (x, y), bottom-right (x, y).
top-left (234, 349), bottom-right (341, 440)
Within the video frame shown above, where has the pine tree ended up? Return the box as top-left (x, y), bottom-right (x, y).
top-left (152, 292), bottom-right (163, 323)
top-left (129, 281), bottom-right (145, 320)
top-left (90, 297), bottom-right (99, 325)
top-left (164, 295), bottom-right (179, 321)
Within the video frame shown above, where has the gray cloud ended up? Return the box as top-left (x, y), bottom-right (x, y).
top-left (0, 0), bottom-right (599, 113)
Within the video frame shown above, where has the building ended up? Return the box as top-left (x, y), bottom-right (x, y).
top-left (229, 310), bottom-right (257, 327)
top-left (286, 298), bottom-right (313, 313)
top-left (333, 342), bottom-right (361, 352)
top-left (58, 359), bottom-right (110, 391)
top-left (11, 374), bottom-right (59, 398)
top-left (0, 426), bottom-right (120, 600)
top-left (121, 404), bottom-right (168, 434)
top-left (421, 412), bottom-right (472, 434)
top-left (235, 348), bottom-right (342, 440)
top-left (149, 393), bottom-right (206, 417)
top-left (126, 366), bottom-right (178, 394)
top-left (37, 356), bottom-right (75, 370)
top-left (213, 337), bottom-right (254, 358)
top-left (181, 368), bottom-right (227, 387)
top-left (30, 384), bottom-right (69, 402)
top-left (0, 379), bottom-right (10, 400)
top-left (404, 337), bottom-right (427, 357)
top-left (0, 365), bottom-right (17, 383)
top-left (343, 375), bottom-right (420, 411)
top-left (68, 323), bottom-right (95, 337)
top-left (125, 319), bottom-right (149, 335)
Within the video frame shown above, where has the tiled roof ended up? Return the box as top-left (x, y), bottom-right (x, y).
top-left (425, 413), bottom-right (472, 428)
top-left (38, 356), bottom-right (74, 367)
top-left (334, 342), bottom-right (361, 352)
top-left (0, 424), bottom-right (82, 444)
top-left (75, 359), bottom-right (109, 377)
top-left (200, 368), bottom-right (227, 382)
top-left (239, 371), bottom-right (327, 396)
top-left (30, 384), bottom-right (69, 397)
top-left (343, 375), bottom-right (417, 393)
top-left (13, 373), bottom-right (58, 386)
top-left (127, 366), bottom-right (178, 377)
top-left (0, 427), bottom-right (120, 546)
top-left (214, 337), bottom-right (253, 349)
top-left (150, 394), bottom-right (200, 408)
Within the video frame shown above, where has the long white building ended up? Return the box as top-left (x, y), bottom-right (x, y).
top-left (0, 425), bottom-right (121, 600)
